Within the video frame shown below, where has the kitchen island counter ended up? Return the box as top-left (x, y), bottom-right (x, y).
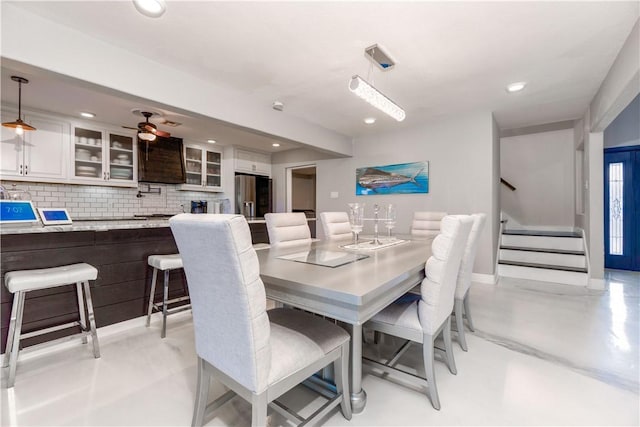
top-left (0, 216), bottom-right (316, 235)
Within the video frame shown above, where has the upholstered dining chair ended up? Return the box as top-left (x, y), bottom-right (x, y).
top-left (264, 212), bottom-right (312, 248)
top-left (364, 215), bottom-right (473, 410)
top-left (453, 213), bottom-right (487, 351)
top-left (170, 214), bottom-right (352, 427)
top-left (319, 211), bottom-right (352, 240)
top-left (411, 211), bottom-right (448, 239)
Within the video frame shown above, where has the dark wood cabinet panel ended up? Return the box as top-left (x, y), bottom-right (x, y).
top-left (0, 227), bottom-right (184, 350)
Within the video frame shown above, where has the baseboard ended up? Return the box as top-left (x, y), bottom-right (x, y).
top-left (588, 277), bottom-right (605, 290)
top-left (472, 272), bottom-right (497, 284)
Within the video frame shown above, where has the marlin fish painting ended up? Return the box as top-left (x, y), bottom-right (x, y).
top-left (356, 161), bottom-right (429, 195)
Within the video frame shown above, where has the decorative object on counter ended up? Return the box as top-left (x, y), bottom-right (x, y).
top-left (37, 207), bottom-right (72, 225)
top-left (0, 200), bottom-right (38, 224)
top-left (356, 161), bottom-right (429, 195)
top-left (146, 254), bottom-right (189, 338)
top-left (348, 202), bottom-right (365, 248)
top-left (191, 200), bottom-right (207, 214)
top-left (2, 76), bottom-right (36, 135)
top-left (385, 203), bottom-right (397, 239)
top-left (3, 262), bottom-right (101, 388)
top-left (2, 184), bottom-right (32, 201)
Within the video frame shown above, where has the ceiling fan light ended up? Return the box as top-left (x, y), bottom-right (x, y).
top-left (133, 0), bottom-right (166, 18)
top-left (138, 131), bottom-right (156, 141)
top-left (349, 75), bottom-right (405, 122)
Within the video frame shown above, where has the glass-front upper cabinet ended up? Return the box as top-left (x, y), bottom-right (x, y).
top-left (71, 125), bottom-right (136, 186)
top-left (108, 133), bottom-right (135, 183)
top-left (180, 143), bottom-right (223, 192)
top-left (73, 126), bottom-right (104, 181)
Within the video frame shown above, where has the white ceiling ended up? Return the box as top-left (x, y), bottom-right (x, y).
top-left (2, 1), bottom-right (639, 151)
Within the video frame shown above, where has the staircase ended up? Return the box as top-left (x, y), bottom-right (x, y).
top-left (498, 229), bottom-right (589, 286)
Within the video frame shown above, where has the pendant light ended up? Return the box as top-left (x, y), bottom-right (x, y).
top-left (2, 76), bottom-right (36, 135)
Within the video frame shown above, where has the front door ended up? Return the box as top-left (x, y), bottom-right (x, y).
top-left (604, 145), bottom-right (640, 271)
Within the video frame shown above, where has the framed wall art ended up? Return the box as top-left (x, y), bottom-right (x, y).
top-left (356, 161), bottom-right (429, 195)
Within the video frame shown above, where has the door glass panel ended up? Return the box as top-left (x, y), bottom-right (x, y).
top-left (608, 162), bottom-right (623, 255)
top-left (185, 147), bottom-right (202, 185)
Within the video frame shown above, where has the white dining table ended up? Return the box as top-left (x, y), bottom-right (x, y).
top-left (256, 237), bottom-right (432, 414)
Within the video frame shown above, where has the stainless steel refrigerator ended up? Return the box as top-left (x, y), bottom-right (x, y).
top-left (235, 174), bottom-right (272, 218)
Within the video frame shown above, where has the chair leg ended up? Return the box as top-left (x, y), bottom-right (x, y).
top-left (76, 282), bottom-right (88, 344)
top-left (7, 292), bottom-right (26, 388)
top-left (422, 332), bottom-right (440, 410)
top-left (83, 281), bottom-right (101, 358)
top-left (2, 292), bottom-right (21, 369)
top-left (146, 268), bottom-right (158, 327)
top-left (192, 357), bottom-right (210, 427)
top-left (334, 341), bottom-right (352, 420)
top-left (463, 293), bottom-right (475, 332)
top-left (161, 270), bottom-right (170, 338)
top-left (454, 298), bottom-right (468, 352)
top-left (251, 391), bottom-right (268, 427)
top-left (443, 317), bottom-right (457, 375)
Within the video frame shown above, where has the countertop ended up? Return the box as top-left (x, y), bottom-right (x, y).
top-left (0, 215), bottom-right (316, 234)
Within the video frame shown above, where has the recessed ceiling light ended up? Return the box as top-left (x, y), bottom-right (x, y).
top-left (506, 82), bottom-right (526, 93)
top-left (272, 143), bottom-right (280, 147)
top-left (364, 117), bottom-right (376, 125)
top-left (207, 139), bottom-right (216, 144)
top-left (80, 112), bottom-right (95, 118)
top-left (133, 0), bottom-right (166, 18)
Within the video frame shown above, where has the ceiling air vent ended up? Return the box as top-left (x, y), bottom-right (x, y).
top-left (364, 44), bottom-right (396, 71)
top-left (162, 120), bottom-right (181, 127)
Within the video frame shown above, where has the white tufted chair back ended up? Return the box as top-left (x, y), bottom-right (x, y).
top-left (411, 211), bottom-right (448, 238)
top-left (418, 215), bottom-right (473, 335)
top-left (169, 214), bottom-right (271, 393)
top-left (264, 212), bottom-right (312, 248)
top-left (319, 212), bottom-right (352, 241)
top-left (454, 213), bottom-right (487, 299)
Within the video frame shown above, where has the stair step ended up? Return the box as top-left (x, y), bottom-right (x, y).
top-left (498, 260), bottom-right (588, 273)
top-left (501, 234), bottom-right (584, 251)
top-left (498, 263), bottom-right (588, 286)
top-left (503, 229), bottom-right (582, 238)
top-left (500, 246), bottom-right (585, 256)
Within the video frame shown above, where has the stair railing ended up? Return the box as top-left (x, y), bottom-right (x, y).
top-left (500, 177), bottom-right (516, 191)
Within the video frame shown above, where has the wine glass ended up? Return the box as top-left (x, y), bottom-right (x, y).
top-left (348, 202), bottom-right (365, 248)
top-left (385, 204), bottom-right (396, 240)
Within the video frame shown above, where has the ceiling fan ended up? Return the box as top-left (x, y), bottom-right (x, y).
top-left (122, 111), bottom-right (170, 141)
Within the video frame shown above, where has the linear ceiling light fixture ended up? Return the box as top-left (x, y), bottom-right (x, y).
top-left (2, 76), bottom-right (36, 135)
top-left (349, 75), bottom-right (406, 122)
top-left (133, 0), bottom-right (166, 18)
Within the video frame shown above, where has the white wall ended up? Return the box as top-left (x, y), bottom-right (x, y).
top-left (500, 129), bottom-right (575, 227)
top-left (314, 111), bottom-right (498, 276)
top-left (604, 94), bottom-right (640, 148)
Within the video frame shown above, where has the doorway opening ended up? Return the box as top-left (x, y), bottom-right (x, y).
top-left (286, 165), bottom-right (316, 218)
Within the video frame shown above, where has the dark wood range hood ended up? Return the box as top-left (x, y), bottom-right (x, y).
top-left (137, 136), bottom-right (186, 184)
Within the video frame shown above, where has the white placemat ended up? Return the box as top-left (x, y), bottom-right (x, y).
top-left (340, 239), bottom-right (408, 251)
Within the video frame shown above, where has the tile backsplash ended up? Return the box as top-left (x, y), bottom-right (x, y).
top-left (0, 180), bottom-right (231, 218)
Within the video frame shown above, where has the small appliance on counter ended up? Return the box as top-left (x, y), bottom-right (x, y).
top-left (191, 200), bottom-right (207, 214)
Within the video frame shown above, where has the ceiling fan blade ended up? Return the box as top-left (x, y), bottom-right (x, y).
top-left (122, 125), bottom-right (138, 130)
top-left (142, 123), bottom-right (157, 133)
top-left (155, 129), bottom-right (171, 138)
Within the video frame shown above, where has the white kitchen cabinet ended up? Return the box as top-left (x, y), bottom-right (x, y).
top-left (180, 143), bottom-right (223, 192)
top-left (235, 149), bottom-right (271, 176)
top-left (71, 124), bottom-right (137, 187)
top-left (0, 111), bottom-right (70, 182)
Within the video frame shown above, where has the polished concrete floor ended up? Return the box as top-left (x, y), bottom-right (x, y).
top-left (1, 271), bottom-right (638, 426)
